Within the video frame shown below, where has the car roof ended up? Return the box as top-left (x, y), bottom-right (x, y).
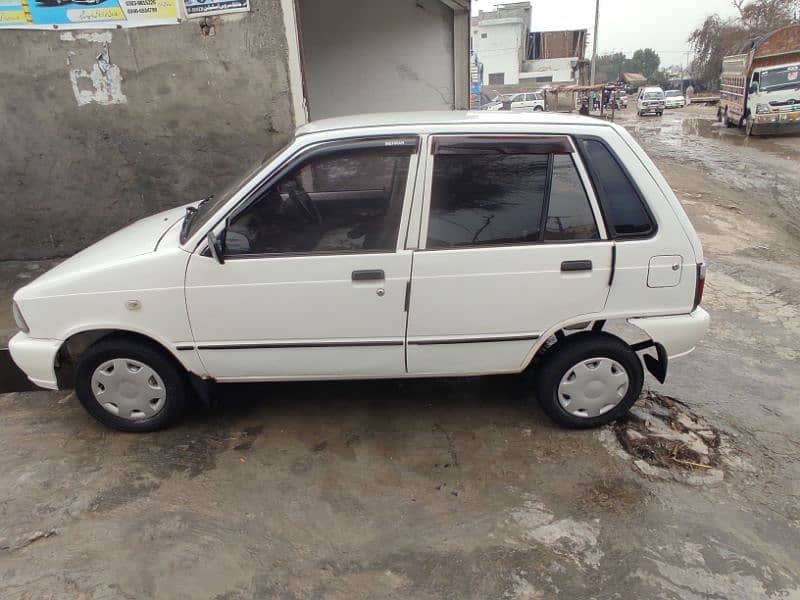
top-left (295, 111), bottom-right (606, 137)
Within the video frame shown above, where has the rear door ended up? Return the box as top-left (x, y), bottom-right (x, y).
top-left (510, 94), bottom-right (525, 111)
top-left (406, 135), bottom-right (614, 375)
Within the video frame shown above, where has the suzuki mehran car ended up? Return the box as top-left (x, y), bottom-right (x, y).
top-left (10, 112), bottom-right (709, 432)
top-left (664, 90), bottom-right (687, 109)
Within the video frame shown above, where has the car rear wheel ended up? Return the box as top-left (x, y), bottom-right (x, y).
top-left (75, 337), bottom-right (187, 432)
top-left (534, 334), bottom-right (644, 429)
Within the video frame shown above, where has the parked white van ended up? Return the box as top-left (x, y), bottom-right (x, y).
top-left (10, 112), bottom-right (709, 432)
top-left (637, 87), bottom-right (666, 116)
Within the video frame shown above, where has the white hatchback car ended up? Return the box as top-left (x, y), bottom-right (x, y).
top-left (10, 112), bottom-right (709, 432)
top-left (509, 92), bottom-right (545, 112)
top-left (664, 90), bottom-right (687, 109)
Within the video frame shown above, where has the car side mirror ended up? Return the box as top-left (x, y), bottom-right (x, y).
top-left (749, 83), bottom-right (758, 94)
top-left (207, 230), bottom-right (225, 265)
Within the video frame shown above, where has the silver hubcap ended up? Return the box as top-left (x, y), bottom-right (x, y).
top-left (90, 359), bottom-right (166, 421)
top-left (557, 357), bottom-right (630, 419)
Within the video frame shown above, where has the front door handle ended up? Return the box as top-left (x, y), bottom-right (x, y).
top-left (561, 260), bottom-right (593, 272)
top-left (352, 269), bottom-right (385, 282)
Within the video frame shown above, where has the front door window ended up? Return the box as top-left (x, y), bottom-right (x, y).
top-left (227, 147), bottom-right (412, 256)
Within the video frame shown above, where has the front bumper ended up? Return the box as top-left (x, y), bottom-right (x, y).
top-left (628, 307), bottom-right (710, 360)
top-left (753, 110), bottom-right (800, 135)
top-left (7, 332), bottom-right (61, 390)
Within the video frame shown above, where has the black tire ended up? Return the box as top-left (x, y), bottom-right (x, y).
top-left (724, 112), bottom-right (735, 128)
top-left (75, 337), bottom-right (187, 432)
top-left (534, 106), bottom-right (544, 112)
top-left (534, 333), bottom-right (644, 429)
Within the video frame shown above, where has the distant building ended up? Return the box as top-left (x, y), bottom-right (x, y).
top-left (622, 72), bottom-right (648, 90)
top-left (471, 2), bottom-right (532, 86)
top-left (471, 3), bottom-right (587, 90)
top-left (522, 30), bottom-right (587, 85)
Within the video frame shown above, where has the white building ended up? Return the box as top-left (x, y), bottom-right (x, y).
top-left (472, 4), bottom-right (586, 90)
top-left (520, 56), bottom-right (582, 85)
top-left (471, 2), bottom-right (531, 86)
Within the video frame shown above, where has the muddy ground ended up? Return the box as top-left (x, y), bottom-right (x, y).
top-left (1, 105), bottom-right (799, 599)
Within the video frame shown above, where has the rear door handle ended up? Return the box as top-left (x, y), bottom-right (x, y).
top-left (352, 269), bottom-right (385, 282)
top-left (561, 260), bottom-right (593, 272)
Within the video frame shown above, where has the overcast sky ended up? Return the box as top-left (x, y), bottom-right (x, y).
top-left (472, 0), bottom-right (742, 66)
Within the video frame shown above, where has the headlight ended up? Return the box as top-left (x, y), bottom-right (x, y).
top-left (756, 104), bottom-right (771, 114)
top-left (12, 301), bottom-right (29, 333)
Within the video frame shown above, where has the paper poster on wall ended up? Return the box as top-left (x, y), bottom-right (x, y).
top-left (183, 0), bottom-right (248, 18)
top-left (0, 0), bottom-right (178, 29)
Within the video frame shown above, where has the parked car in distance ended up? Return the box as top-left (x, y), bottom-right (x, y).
top-left (480, 93), bottom-right (504, 111)
top-left (508, 92), bottom-right (545, 112)
top-left (637, 86), bottom-right (666, 116)
top-left (10, 111), bottom-right (709, 432)
top-left (664, 90), bottom-right (687, 108)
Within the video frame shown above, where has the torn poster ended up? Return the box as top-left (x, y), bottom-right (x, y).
top-left (0, 0), bottom-right (178, 29)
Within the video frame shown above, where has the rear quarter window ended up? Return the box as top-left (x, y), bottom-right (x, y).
top-left (576, 137), bottom-right (656, 238)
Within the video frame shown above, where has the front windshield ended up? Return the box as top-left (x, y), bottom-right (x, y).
top-left (644, 92), bottom-right (664, 100)
top-left (665, 90), bottom-right (681, 97)
top-left (760, 66), bottom-right (800, 90)
top-left (180, 143), bottom-right (290, 243)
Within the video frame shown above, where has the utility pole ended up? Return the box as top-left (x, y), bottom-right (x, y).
top-left (590, 0), bottom-right (600, 85)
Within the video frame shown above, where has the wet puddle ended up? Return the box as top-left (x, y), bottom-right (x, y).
top-left (621, 108), bottom-right (800, 219)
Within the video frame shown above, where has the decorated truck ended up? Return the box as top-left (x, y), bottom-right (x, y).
top-left (719, 24), bottom-right (800, 136)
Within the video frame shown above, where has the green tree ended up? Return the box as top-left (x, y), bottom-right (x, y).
top-left (627, 48), bottom-right (661, 79)
top-left (649, 69), bottom-right (671, 87)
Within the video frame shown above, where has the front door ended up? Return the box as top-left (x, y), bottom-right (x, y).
top-left (185, 138), bottom-right (419, 381)
top-left (406, 135), bottom-right (613, 375)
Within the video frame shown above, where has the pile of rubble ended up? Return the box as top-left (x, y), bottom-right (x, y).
top-left (610, 391), bottom-right (724, 484)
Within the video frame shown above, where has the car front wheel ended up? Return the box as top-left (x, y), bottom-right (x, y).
top-left (75, 337), bottom-right (187, 432)
top-left (534, 334), bottom-right (644, 429)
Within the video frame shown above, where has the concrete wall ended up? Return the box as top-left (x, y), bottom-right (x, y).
top-left (297, 0), bottom-right (455, 120)
top-left (0, 1), bottom-right (295, 261)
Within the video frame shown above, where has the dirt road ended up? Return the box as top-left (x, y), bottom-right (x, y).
top-left (1, 105), bottom-right (798, 599)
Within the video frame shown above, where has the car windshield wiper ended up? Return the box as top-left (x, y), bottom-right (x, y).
top-left (180, 195), bottom-right (214, 243)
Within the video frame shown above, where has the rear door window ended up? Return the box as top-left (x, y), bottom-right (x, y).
top-left (575, 137), bottom-right (655, 238)
top-left (544, 155), bottom-right (599, 241)
top-left (426, 137), bottom-right (600, 249)
top-left (427, 153), bottom-right (548, 248)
